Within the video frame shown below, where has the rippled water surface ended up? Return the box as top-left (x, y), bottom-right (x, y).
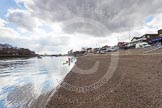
top-left (0, 57), bottom-right (75, 108)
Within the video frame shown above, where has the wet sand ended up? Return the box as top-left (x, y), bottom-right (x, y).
top-left (46, 52), bottom-right (162, 108)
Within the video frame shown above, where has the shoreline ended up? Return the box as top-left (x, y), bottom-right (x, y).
top-left (0, 55), bottom-right (37, 58)
top-left (46, 53), bottom-right (162, 108)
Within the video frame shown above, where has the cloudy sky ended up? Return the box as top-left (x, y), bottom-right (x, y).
top-left (0, 0), bottom-right (162, 54)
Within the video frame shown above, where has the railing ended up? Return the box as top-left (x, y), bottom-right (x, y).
top-left (144, 46), bottom-right (162, 53)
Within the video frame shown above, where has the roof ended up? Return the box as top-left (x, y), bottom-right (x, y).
top-left (102, 45), bottom-right (110, 48)
top-left (158, 29), bottom-right (162, 34)
top-left (118, 42), bottom-right (127, 44)
top-left (131, 37), bottom-right (141, 41)
top-left (142, 34), bottom-right (158, 36)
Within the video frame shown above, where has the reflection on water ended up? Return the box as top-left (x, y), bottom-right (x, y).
top-left (0, 57), bottom-right (75, 108)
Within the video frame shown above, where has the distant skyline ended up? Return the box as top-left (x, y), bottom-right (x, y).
top-left (0, 0), bottom-right (162, 54)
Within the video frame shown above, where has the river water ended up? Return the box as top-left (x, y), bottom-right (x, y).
top-left (0, 57), bottom-right (75, 108)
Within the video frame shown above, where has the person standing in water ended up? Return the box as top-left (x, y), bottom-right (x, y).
top-left (68, 57), bottom-right (71, 66)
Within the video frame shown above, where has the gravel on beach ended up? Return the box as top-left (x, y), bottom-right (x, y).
top-left (46, 54), bottom-right (162, 108)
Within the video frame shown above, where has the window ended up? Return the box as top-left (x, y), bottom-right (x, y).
top-left (147, 35), bottom-right (150, 38)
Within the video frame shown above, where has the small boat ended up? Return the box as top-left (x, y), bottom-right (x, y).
top-left (37, 55), bottom-right (42, 59)
top-left (63, 61), bottom-right (68, 65)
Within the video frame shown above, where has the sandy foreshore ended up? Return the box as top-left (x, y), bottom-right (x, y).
top-left (46, 52), bottom-right (162, 108)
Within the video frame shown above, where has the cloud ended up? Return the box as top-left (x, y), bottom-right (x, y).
top-left (17, 0), bottom-right (162, 36)
top-left (0, 20), bottom-right (71, 54)
top-left (1, 0), bottom-right (162, 54)
top-left (0, 18), bottom-right (7, 27)
top-left (6, 9), bottom-right (41, 31)
top-left (0, 27), bottom-right (19, 39)
top-left (147, 13), bottom-right (162, 28)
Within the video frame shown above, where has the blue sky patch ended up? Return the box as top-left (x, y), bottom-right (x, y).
top-left (39, 25), bottom-right (53, 33)
top-left (0, 0), bottom-right (25, 19)
top-left (145, 16), bottom-right (154, 23)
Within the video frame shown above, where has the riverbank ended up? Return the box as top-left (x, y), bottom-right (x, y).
top-left (0, 55), bottom-right (37, 59)
top-left (46, 53), bottom-right (162, 108)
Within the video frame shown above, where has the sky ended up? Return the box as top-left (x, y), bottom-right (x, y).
top-left (0, 0), bottom-right (162, 54)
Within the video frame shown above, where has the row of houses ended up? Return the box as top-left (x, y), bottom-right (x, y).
top-left (118, 29), bottom-right (162, 49)
top-left (69, 29), bottom-right (162, 56)
top-left (0, 43), bottom-right (36, 56)
top-left (71, 45), bottom-right (119, 56)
